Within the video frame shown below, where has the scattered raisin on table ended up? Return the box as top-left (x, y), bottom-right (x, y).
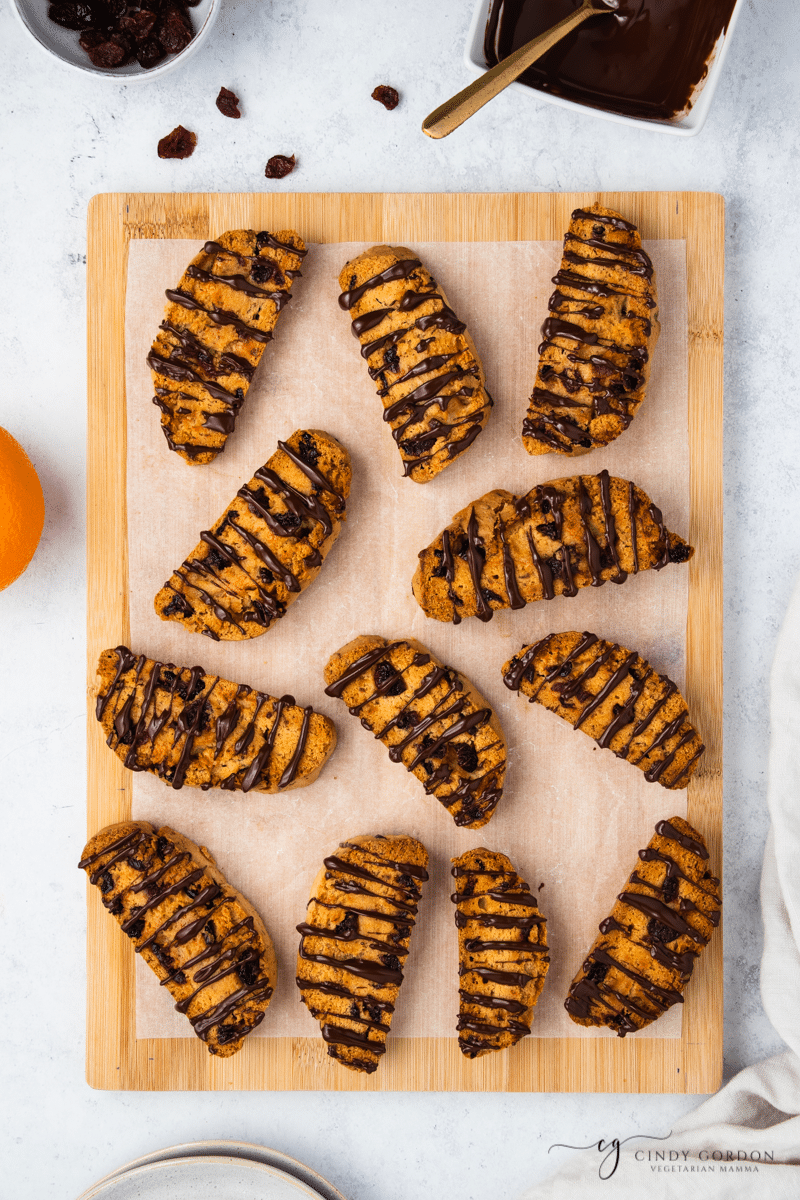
top-left (372, 85), bottom-right (400, 110)
top-left (216, 87), bottom-right (242, 118)
top-left (158, 125), bottom-right (197, 160)
top-left (265, 154), bottom-right (296, 179)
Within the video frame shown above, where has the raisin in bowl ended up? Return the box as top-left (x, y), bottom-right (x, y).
top-left (11, 0), bottom-right (219, 81)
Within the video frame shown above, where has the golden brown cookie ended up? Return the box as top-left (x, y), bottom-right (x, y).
top-left (154, 429), bottom-right (351, 641)
top-left (296, 834), bottom-right (429, 1073)
top-left (452, 848), bottom-right (549, 1059)
top-left (324, 635), bottom-right (505, 828)
top-left (338, 245), bottom-right (492, 482)
top-left (95, 646), bottom-right (336, 793)
top-left (79, 821), bottom-right (277, 1056)
top-left (502, 632), bottom-right (704, 790)
top-left (149, 229), bottom-right (306, 464)
top-left (522, 204), bottom-right (659, 456)
top-left (413, 470), bottom-right (691, 624)
top-left (565, 816), bottom-right (721, 1036)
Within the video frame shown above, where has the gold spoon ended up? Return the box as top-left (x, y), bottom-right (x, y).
top-left (422, 0), bottom-right (619, 139)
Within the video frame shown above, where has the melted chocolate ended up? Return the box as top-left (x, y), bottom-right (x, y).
top-left (485, 0), bottom-right (738, 123)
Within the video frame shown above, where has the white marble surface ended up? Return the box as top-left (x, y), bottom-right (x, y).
top-left (0, 1), bottom-right (797, 1197)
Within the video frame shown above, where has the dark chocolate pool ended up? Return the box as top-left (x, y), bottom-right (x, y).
top-left (484, 0), bottom-right (738, 122)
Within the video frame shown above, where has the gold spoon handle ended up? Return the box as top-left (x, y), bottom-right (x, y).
top-left (422, 1), bottom-right (603, 140)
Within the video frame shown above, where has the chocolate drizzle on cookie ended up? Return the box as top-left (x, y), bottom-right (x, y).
top-left (324, 638), bottom-right (505, 828)
top-left (155, 431), bottom-right (349, 642)
top-left (296, 836), bottom-right (428, 1073)
top-left (150, 231), bottom-right (306, 464)
top-left (565, 817), bottom-right (721, 1037)
top-left (95, 647), bottom-right (328, 794)
top-left (338, 247), bottom-right (492, 481)
top-left (80, 824), bottom-right (274, 1055)
top-left (451, 850), bottom-right (549, 1058)
top-left (503, 632), bottom-right (705, 791)
top-left (414, 472), bottom-right (691, 624)
top-left (522, 205), bottom-right (658, 457)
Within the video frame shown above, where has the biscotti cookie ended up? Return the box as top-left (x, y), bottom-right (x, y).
top-left (79, 821), bottom-right (277, 1056)
top-left (95, 646), bottom-right (336, 792)
top-left (148, 229), bottom-right (306, 464)
top-left (522, 204), bottom-right (659, 457)
top-left (324, 635), bottom-right (505, 828)
top-left (413, 470), bottom-right (691, 624)
top-left (565, 816), bottom-right (720, 1036)
top-left (154, 429), bottom-right (351, 641)
top-left (338, 245), bottom-right (492, 482)
top-left (296, 834), bottom-right (429, 1073)
top-left (502, 632), bottom-right (704, 790)
top-left (451, 849), bottom-right (549, 1059)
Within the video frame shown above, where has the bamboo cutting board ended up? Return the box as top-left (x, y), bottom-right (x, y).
top-left (86, 191), bottom-right (723, 1092)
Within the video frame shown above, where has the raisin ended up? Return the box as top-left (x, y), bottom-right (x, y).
top-left (216, 86), bottom-right (241, 118)
top-left (419, 734), bottom-right (435, 752)
top-left (216, 1024), bottom-right (240, 1044)
top-left (456, 744), bottom-right (478, 773)
top-left (164, 592), bottom-right (190, 619)
top-left (258, 567), bottom-right (274, 584)
top-left (127, 856), bottom-right (145, 871)
top-left (668, 541), bottom-right (692, 564)
top-left (647, 917), bottom-right (678, 944)
top-left (238, 957), bottom-right (260, 986)
top-left (126, 919), bottom-right (145, 940)
top-left (80, 32), bottom-right (132, 68)
top-left (203, 921), bottom-right (217, 946)
top-left (155, 836), bottom-right (172, 860)
top-left (451, 534), bottom-right (468, 559)
top-left (172, 969), bottom-right (187, 985)
top-left (599, 545), bottom-right (615, 569)
top-left (255, 232), bottom-right (272, 252)
top-left (592, 224), bottom-right (606, 239)
top-left (265, 154), bottom-right (296, 179)
top-left (585, 959), bottom-right (608, 984)
top-left (298, 431), bottom-right (320, 467)
top-left (156, 3), bottom-right (193, 53)
top-left (275, 511), bottom-right (301, 531)
top-left (120, 9), bottom-right (158, 40)
top-left (108, 897), bottom-right (123, 916)
top-left (540, 497), bottom-right (551, 514)
top-left (540, 363), bottom-right (554, 378)
top-left (547, 555), bottom-right (563, 579)
top-left (394, 710), bottom-right (418, 730)
top-left (204, 547), bottom-right (228, 571)
top-left (349, 1002), bottom-right (360, 1019)
top-left (629, 668), bottom-right (640, 681)
top-left (98, 871), bottom-right (114, 894)
top-left (372, 85), bottom-right (400, 110)
top-left (537, 521), bottom-right (559, 540)
top-left (250, 259), bottom-right (274, 284)
top-left (662, 875), bottom-right (679, 903)
top-left (482, 588), bottom-right (503, 605)
top-left (151, 944), bottom-right (172, 968)
top-left (558, 662), bottom-right (572, 677)
top-left (118, 726), bottom-right (135, 746)
top-left (579, 437), bottom-right (592, 448)
top-left (384, 346), bottom-right (401, 373)
top-left (375, 661), bottom-right (397, 686)
top-left (364, 1001), bottom-right (383, 1023)
top-left (159, 671), bottom-right (177, 690)
top-left (48, 3), bottom-right (98, 30)
top-left (612, 703), bottom-right (623, 716)
top-left (158, 126), bottom-right (197, 160)
top-left (185, 883), bottom-right (200, 900)
top-left (381, 954), bottom-right (400, 971)
top-left (400, 431), bottom-right (438, 457)
top-left (137, 27), bottom-right (164, 57)
top-left (421, 760), bottom-right (433, 776)
top-left (431, 560), bottom-right (447, 579)
top-left (335, 912), bottom-right (358, 937)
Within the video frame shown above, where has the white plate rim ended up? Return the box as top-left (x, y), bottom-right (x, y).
top-left (76, 1141), bottom-right (347, 1200)
top-left (77, 1153), bottom-right (339, 1200)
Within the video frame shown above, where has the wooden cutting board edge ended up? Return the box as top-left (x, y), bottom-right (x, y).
top-left (86, 191), bottom-right (723, 1093)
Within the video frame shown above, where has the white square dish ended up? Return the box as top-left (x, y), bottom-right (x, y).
top-left (464, 0), bottom-right (744, 137)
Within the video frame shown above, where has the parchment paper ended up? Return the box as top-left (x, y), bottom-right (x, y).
top-left (123, 237), bottom-right (689, 1042)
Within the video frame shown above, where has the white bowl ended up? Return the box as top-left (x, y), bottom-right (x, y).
top-left (10, 0), bottom-right (220, 82)
top-left (464, 0), bottom-right (744, 137)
